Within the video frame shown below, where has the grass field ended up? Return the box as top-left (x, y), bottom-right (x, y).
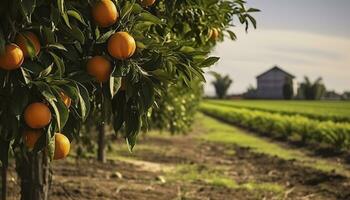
top-left (205, 100), bottom-right (350, 122)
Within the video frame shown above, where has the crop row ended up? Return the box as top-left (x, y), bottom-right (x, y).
top-left (204, 100), bottom-right (350, 123)
top-left (199, 103), bottom-right (350, 151)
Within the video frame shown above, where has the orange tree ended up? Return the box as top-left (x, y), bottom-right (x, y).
top-left (148, 0), bottom-right (258, 133)
top-left (0, 0), bottom-right (258, 199)
top-left (76, 0), bottom-right (258, 160)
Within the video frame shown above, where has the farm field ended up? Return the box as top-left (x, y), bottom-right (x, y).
top-left (205, 100), bottom-right (350, 122)
top-left (5, 114), bottom-right (350, 200)
top-left (200, 102), bottom-right (350, 152)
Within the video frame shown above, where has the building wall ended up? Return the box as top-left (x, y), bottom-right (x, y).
top-left (256, 70), bottom-right (294, 99)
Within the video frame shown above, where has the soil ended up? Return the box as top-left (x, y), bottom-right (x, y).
top-left (4, 117), bottom-right (350, 200)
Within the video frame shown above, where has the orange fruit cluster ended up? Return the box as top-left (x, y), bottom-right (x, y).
top-left (88, 0), bottom-right (138, 84)
top-left (0, 31), bottom-right (42, 71)
top-left (23, 102), bottom-right (70, 160)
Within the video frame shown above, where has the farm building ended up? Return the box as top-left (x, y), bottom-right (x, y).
top-left (256, 66), bottom-right (297, 99)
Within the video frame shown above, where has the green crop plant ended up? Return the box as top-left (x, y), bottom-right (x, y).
top-left (200, 103), bottom-right (350, 151)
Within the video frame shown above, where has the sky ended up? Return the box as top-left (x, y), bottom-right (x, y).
top-left (204, 0), bottom-right (350, 96)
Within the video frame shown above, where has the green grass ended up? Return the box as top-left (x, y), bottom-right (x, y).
top-left (167, 163), bottom-right (284, 193)
top-left (197, 113), bottom-right (350, 177)
top-left (205, 99), bottom-right (350, 122)
top-left (167, 164), bottom-right (237, 188)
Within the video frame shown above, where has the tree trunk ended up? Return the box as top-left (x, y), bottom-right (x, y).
top-left (16, 151), bottom-right (52, 200)
top-left (97, 124), bottom-right (106, 163)
top-left (1, 164), bottom-right (7, 200)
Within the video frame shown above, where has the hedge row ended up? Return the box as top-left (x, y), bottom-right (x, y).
top-left (204, 101), bottom-right (350, 123)
top-left (200, 103), bottom-right (350, 151)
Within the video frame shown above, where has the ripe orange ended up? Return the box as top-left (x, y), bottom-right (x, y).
top-left (92, 0), bottom-right (119, 28)
top-left (0, 44), bottom-right (24, 70)
top-left (23, 129), bottom-right (43, 149)
top-left (60, 92), bottom-right (72, 108)
top-left (86, 56), bottom-right (112, 83)
top-left (210, 28), bottom-right (219, 40)
top-left (24, 102), bottom-right (52, 129)
top-left (140, 0), bottom-right (156, 7)
top-left (108, 32), bottom-right (136, 60)
top-left (54, 133), bottom-right (70, 160)
top-left (15, 32), bottom-right (41, 57)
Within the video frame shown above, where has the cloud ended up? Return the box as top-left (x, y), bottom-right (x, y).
top-left (204, 29), bottom-right (350, 96)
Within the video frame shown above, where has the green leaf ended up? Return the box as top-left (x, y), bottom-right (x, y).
top-left (21, 68), bottom-right (32, 84)
top-left (51, 87), bottom-right (70, 129)
top-left (120, 1), bottom-right (135, 19)
top-left (125, 101), bottom-right (141, 141)
top-left (110, 77), bottom-right (121, 97)
top-left (126, 135), bottom-right (137, 152)
top-left (149, 69), bottom-right (171, 82)
top-left (180, 46), bottom-right (196, 53)
top-left (133, 21), bottom-right (154, 32)
top-left (226, 30), bottom-right (237, 40)
top-left (141, 77), bottom-right (154, 110)
top-left (247, 8), bottom-right (261, 13)
top-left (34, 81), bottom-right (63, 130)
top-left (136, 41), bottom-right (146, 49)
top-left (38, 63), bottom-right (54, 78)
top-left (42, 26), bottom-right (56, 44)
top-left (142, 53), bottom-right (162, 71)
top-left (49, 51), bottom-right (65, 77)
top-left (131, 3), bottom-right (143, 14)
top-left (60, 83), bottom-right (79, 104)
top-left (67, 9), bottom-right (87, 26)
top-left (247, 15), bottom-right (257, 29)
top-left (94, 27), bottom-right (100, 40)
top-left (61, 25), bottom-right (85, 44)
top-left (70, 25), bottom-right (85, 44)
top-left (22, 33), bottom-right (37, 59)
top-left (47, 43), bottom-right (67, 51)
top-left (76, 83), bottom-right (90, 121)
top-left (138, 12), bottom-right (162, 24)
top-left (57, 0), bottom-right (71, 28)
top-left (111, 92), bottom-right (126, 132)
top-left (96, 29), bottom-right (115, 44)
top-left (200, 57), bottom-right (220, 68)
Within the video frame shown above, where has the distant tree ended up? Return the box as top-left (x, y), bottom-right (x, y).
top-left (243, 85), bottom-right (257, 99)
top-left (283, 78), bottom-right (294, 100)
top-left (324, 91), bottom-right (341, 100)
top-left (210, 72), bottom-right (233, 99)
top-left (298, 76), bottom-right (326, 100)
top-left (341, 91), bottom-right (350, 100)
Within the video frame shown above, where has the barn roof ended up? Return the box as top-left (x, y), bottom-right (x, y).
top-left (256, 66), bottom-right (295, 79)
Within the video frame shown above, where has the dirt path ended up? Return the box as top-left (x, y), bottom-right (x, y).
top-left (6, 114), bottom-right (350, 200)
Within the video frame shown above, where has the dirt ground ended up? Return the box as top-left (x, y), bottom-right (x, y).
top-left (5, 115), bottom-right (350, 200)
